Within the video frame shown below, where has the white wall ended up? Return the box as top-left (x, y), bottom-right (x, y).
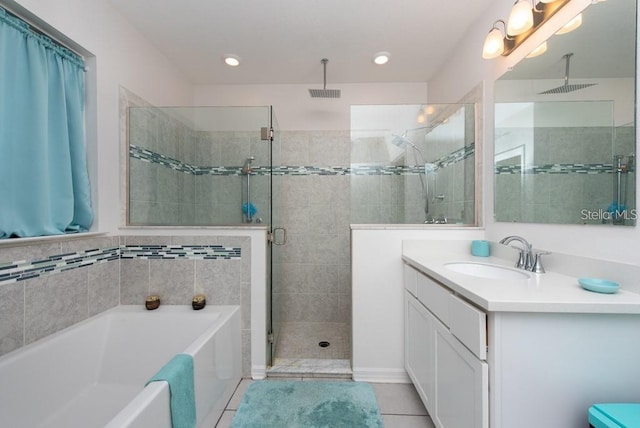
top-left (351, 228), bottom-right (484, 382)
top-left (8, 0), bottom-right (194, 234)
top-left (193, 83), bottom-right (428, 131)
top-left (429, 0), bottom-right (640, 265)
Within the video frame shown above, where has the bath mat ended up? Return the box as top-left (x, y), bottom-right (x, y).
top-left (231, 380), bottom-right (383, 428)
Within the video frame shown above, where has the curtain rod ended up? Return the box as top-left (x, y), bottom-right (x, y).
top-left (0, 3), bottom-right (86, 61)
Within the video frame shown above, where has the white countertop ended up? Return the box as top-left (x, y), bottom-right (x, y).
top-left (402, 240), bottom-right (640, 314)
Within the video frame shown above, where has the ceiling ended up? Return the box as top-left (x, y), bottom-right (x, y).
top-left (108, 0), bottom-right (496, 85)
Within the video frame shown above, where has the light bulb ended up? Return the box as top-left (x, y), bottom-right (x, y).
top-left (556, 13), bottom-right (582, 35)
top-left (507, 0), bottom-right (534, 36)
top-left (224, 55), bottom-right (240, 66)
top-left (373, 52), bottom-right (391, 65)
top-left (526, 41), bottom-right (547, 58)
top-left (482, 27), bottom-right (505, 59)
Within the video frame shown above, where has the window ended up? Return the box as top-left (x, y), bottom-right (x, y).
top-left (0, 7), bottom-right (93, 239)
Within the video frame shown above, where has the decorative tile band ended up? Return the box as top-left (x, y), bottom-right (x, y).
top-left (495, 163), bottom-right (635, 175)
top-left (0, 244), bottom-right (241, 284)
top-left (131, 143), bottom-right (475, 177)
top-left (120, 245), bottom-right (241, 260)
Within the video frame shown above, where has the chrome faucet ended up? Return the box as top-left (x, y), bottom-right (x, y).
top-left (499, 235), bottom-right (533, 271)
top-left (499, 235), bottom-right (551, 273)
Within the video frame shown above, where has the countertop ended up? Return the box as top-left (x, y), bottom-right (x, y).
top-left (402, 240), bottom-right (640, 314)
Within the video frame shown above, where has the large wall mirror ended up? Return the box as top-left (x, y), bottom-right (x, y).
top-left (494, 0), bottom-right (636, 225)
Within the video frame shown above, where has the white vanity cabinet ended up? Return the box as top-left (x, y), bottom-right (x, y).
top-left (404, 264), bottom-right (488, 428)
top-left (403, 248), bottom-right (640, 428)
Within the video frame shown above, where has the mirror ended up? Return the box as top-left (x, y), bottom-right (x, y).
top-left (494, 0), bottom-right (636, 225)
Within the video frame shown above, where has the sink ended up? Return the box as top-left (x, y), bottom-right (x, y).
top-left (444, 262), bottom-right (530, 280)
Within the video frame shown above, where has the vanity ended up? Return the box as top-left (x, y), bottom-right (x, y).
top-left (402, 240), bottom-right (640, 428)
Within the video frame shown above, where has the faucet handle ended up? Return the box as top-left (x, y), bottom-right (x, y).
top-left (510, 246), bottom-right (527, 269)
top-left (531, 251), bottom-right (551, 274)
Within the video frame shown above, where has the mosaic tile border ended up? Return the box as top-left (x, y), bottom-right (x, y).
top-left (131, 143), bottom-right (475, 177)
top-left (495, 163), bottom-right (635, 175)
top-left (0, 245), bottom-right (241, 284)
top-left (120, 244), bottom-right (241, 260)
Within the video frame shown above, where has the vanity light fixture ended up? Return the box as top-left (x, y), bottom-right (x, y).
top-left (555, 13), bottom-right (582, 34)
top-left (373, 52), bottom-right (391, 65)
top-left (482, 20), bottom-right (507, 59)
top-left (223, 55), bottom-right (241, 67)
top-left (483, 0), bottom-right (570, 59)
top-left (526, 41), bottom-right (548, 58)
top-left (507, 0), bottom-right (535, 36)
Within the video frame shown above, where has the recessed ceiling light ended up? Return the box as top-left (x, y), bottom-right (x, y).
top-left (224, 55), bottom-right (241, 67)
top-left (373, 52), bottom-right (390, 65)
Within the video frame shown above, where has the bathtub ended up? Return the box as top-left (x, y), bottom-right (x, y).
top-left (0, 305), bottom-right (241, 428)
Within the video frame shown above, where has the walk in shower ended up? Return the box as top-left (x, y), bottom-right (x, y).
top-left (350, 103), bottom-right (477, 225)
top-left (126, 101), bottom-right (477, 377)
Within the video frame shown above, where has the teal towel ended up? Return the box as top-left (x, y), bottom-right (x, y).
top-left (146, 354), bottom-right (196, 428)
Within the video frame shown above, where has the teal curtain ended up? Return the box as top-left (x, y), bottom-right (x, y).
top-left (0, 8), bottom-right (93, 238)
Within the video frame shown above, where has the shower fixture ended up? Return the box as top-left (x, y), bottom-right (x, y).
top-left (242, 156), bottom-right (254, 174)
top-left (609, 154), bottom-right (635, 225)
top-left (539, 53), bottom-right (597, 94)
top-left (309, 59), bottom-right (341, 99)
top-left (242, 157), bottom-right (256, 223)
top-left (391, 133), bottom-right (437, 222)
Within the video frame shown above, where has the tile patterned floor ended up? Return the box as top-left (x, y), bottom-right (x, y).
top-left (268, 321), bottom-right (353, 377)
top-left (275, 321), bottom-right (351, 359)
top-left (215, 378), bottom-right (436, 428)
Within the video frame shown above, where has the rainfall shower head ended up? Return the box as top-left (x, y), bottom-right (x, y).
top-left (539, 53), bottom-right (597, 95)
top-left (309, 59), bottom-right (341, 98)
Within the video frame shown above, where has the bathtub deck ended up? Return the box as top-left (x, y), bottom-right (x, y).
top-left (41, 383), bottom-right (140, 428)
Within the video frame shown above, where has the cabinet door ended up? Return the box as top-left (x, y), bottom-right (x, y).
top-left (405, 292), bottom-right (435, 415)
top-left (434, 321), bottom-right (488, 428)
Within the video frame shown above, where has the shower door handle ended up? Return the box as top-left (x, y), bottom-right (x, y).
top-left (272, 227), bottom-right (287, 245)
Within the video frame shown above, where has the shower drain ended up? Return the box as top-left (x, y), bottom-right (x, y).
top-left (318, 341), bottom-right (330, 348)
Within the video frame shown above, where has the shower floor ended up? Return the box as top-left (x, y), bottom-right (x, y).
top-left (268, 321), bottom-right (352, 377)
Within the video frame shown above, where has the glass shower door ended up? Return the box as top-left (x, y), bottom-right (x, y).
top-left (268, 107), bottom-right (283, 366)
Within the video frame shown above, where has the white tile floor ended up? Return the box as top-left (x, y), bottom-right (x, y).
top-left (214, 378), bottom-right (436, 428)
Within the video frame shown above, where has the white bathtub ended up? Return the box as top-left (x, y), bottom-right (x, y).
top-left (0, 305), bottom-right (242, 428)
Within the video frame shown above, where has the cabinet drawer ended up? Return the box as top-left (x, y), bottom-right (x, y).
top-left (448, 294), bottom-right (487, 360)
top-left (404, 264), bottom-right (418, 297)
top-left (417, 273), bottom-right (451, 325)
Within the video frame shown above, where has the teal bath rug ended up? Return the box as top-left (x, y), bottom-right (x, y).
top-left (231, 380), bottom-right (384, 428)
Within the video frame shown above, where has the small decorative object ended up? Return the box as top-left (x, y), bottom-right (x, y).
top-left (578, 278), bottom-right (620, 294)
top-left (471, 240), bottom-right (490, 257)
top-left (145, 295), bottom-right (160, 310)
top-left (192, 294), bottom-right (206, 310)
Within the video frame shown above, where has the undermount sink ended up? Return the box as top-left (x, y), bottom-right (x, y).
top-left (444, 262), bottom-right (531, 280)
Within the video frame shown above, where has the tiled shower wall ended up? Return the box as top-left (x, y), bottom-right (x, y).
top-left (0, 234), bottom-right (252, 375)
top-left (273, 130), bottom-right (352, 329)
top-left (350, 106), bottom-right (476, 224)
top-left (495, 126), bottom-right (636, 224)
top-left (128, 106), bottom-right (270, 226)
top-left (128, 108), bottom-right (198, 225)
